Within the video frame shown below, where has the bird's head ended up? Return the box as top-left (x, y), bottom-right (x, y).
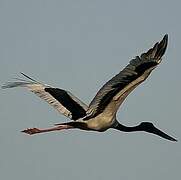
top-left (139, 122), bottom-right (177, 142)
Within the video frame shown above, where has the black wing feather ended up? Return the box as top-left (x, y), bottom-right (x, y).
top-left (85, 35), bottom-right (168, 120)
top-left (2, 73), bottom-right (88, 120)
top-left (45, 88), bottom-right (87, 120)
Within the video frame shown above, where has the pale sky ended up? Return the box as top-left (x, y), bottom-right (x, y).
top-left (0, 0), bottom-right (181, 180)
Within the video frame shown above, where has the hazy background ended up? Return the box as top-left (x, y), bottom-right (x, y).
top-left (0, 0), bottom-right (181, 179)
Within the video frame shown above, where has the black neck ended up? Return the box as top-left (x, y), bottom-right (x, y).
top-left (114, 123), bottom-right (142, 132)
top-left (113, 122), bottom-right (177, 142)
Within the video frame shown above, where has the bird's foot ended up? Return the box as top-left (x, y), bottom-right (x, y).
top-left (21, 128), bottom-right (41, 135)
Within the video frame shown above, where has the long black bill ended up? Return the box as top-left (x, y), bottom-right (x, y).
top-left (150, 126), bottom-right (177, 142)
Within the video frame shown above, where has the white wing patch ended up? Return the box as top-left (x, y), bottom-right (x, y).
top-left (2, 74), bottom-right (88, 120)
top-left (27, 84), bottom-right (72, 118)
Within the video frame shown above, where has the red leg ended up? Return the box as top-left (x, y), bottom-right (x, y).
top-left (21, 124), bottom-right (73, 135)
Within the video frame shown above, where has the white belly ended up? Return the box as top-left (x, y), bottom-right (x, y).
top-left (86, 114), bottom-right (116, 131)
top-left (84, 99), bottom-right (118, 131)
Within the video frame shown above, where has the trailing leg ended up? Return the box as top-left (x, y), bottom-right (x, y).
top-left (22, 124), bottom-right (74, 135)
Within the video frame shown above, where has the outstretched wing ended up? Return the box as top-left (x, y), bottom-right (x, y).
top-left (84, 34), bottom-right (168, 120)
top-left (2, 73), bottom-right (88, 120)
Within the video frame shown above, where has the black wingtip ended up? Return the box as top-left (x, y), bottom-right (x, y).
top-left (163, 34), bottom-right (168, 47)
top-left (155, 34), bottom-right (168, 59)
top-left (141, 34), bottom-right (168, 61)
top-left (20, 72), bottom-right (38, 82)
top-left (163, 34), bottom-right (168, 40)
top-left (162, 34), bottom-right (168, 47)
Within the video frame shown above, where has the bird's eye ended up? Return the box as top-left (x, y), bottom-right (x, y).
top-left (141, 122), bottom-right (154, 127)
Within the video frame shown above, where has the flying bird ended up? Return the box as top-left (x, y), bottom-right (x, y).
top-left (2, 34), bottom-right (177, 141)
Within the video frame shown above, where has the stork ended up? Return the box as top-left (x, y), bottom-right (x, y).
top-left (2, 34), bottom-right (177, 141)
